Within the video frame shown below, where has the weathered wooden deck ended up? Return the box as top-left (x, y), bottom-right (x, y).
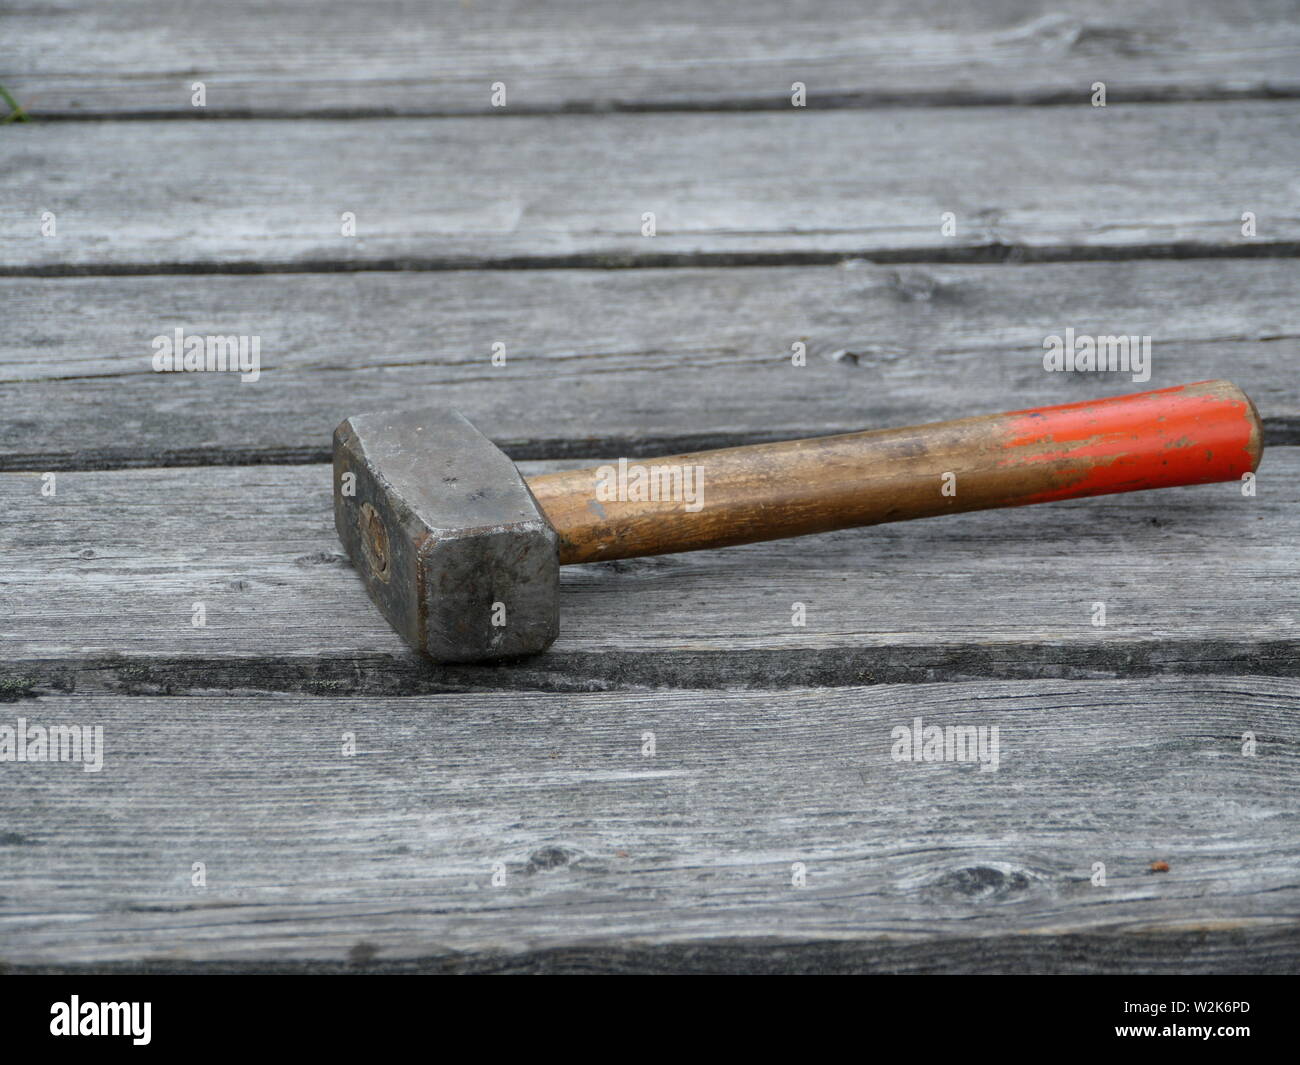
top-left (2, 1), bottom-right (1298, 973)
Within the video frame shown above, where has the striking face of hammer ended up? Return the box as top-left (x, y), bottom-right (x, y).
top-left (334, 381), bottom-right (1262, 663)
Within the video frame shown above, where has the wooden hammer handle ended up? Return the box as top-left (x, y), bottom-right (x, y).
top-left (526, 380), bottom-right (1262, 565)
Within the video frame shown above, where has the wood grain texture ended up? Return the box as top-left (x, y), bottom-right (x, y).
top-left (4, 0), bottom-right (1298, 977)
top-left (1, 678), bottom-right (1296, 971)
top-left (1, 452), bottom-right (1295, 693)
top-left (3, 259), bottom-right (1298, 470)
top-left (7, 0), bottom-right (1300, 117)
top-left (3, 103), bottom-right (1297, 275)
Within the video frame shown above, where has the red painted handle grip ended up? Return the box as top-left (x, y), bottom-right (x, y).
top-left (999, 379), bottom-right (1262, 504)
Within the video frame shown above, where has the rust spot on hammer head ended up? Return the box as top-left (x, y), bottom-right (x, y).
top-left (359, 501), bottom-right (392, 583)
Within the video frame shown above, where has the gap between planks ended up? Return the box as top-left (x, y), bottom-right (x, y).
top-left (3, 241), bottom-right (1300, 280)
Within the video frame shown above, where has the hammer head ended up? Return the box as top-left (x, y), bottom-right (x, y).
top-left (333, 409), bottom-right (560, 662)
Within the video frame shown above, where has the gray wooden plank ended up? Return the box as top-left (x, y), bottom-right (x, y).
top-left (2, 452), bottom-right (1295, 692)
top-left (1, 678), bottom-right (1296, 970)
top-left (2, 260), bottom-right (1298, 469)
top-left (7, 0), bottom-right (1299, 117)
top-left (3, 103), bottom-right (1297, 273)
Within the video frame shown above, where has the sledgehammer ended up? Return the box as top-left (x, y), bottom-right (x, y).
top-left (333, 380), bottom-right (1262, 662)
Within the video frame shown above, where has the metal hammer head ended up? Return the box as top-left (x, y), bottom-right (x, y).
top-left (333, 409), bottom-right (559, 662)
